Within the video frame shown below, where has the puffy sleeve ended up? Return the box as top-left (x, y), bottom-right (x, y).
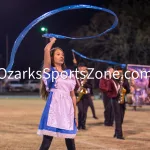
top-left (42, 66), bottom-right (56, 91)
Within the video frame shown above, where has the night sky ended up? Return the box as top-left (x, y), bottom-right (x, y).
top-left (0, 0), bottom-right (105, 72)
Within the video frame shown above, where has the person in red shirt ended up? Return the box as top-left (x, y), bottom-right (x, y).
top-left (99, 66), bottom-right (114, 126)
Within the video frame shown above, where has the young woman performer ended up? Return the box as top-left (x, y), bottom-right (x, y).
top-left (37, 38), bottom-right (78, 150)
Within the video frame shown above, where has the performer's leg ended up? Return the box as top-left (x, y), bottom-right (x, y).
top-left (77, 100), bottom-right (83, 129)
top-left (119, 103), bottom-right (126, 124)
top-left (133, 94), bottom-right (139, 110)
top-left (103, 93), bottom-right (113, 126)
top-left (132, 95), bottom-right (137, 111)
top-left (107, 97), bottom-right (114, 126)
top-left (111, 99), bottom-right (124, 139)
top-left (110, 103), bottom-right (114, 126)
top-left (88, 96), bottom-right (98, 119)
top-left (39, 135), bottom-right (53, 150)
top-left (65, 138), bottom-right (76, 150)
top-left (82, 95), bottom-right (89, 129)
top-left (102, 93), bottom-right (108, 125)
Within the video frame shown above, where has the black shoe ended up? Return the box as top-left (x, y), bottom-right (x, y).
top-left (113, 133), bottom-right (116, 138)
top-left (105, 124), bottom-right (113, 127)
top-left (116, 136), bottom-right (125, 140)
top-left (93, 116), bottom-right (98, 119)
top-left (82, 126), bottom-right (87, 130)
top-left (78, 126), bottom-right (82, 130)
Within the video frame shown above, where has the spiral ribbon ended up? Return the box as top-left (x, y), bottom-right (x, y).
top-left (6, 4), bottom-right (118, 71)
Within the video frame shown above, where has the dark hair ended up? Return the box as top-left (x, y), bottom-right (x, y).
top-left (50, 47), bottom-right (66, 70)
top-left (114, 65), bottom-right (123, 71)
top-left (78, 62), bottom-right (86, 67)
top-left (40, 47), bottom-right (66, 100)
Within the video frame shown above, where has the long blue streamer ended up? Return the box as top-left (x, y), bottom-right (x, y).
top-left (6, 4), bottom-right (118, 72)
top-left (72, 49), bottom-right (126, 68)
top-left (42, 5), bottom-right (118, 39)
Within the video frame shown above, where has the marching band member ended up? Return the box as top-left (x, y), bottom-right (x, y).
top-left (73, 53), bottom-right (98, 130)
top-left (111, 66), bottom-right (130, 139)
top-left (99, 66), bottom-right (114, 126)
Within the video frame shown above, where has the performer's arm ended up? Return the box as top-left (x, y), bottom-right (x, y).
top-left (99, 78), bottom-right (109, 92)
top-left (70, 90), bottom-right (78, 127)
top-left (70, 90), bottom-right (77, 118)
top-left (90, 86), bottom-right (94, 96)
top-left (43, 37), bottom-right (56, 72)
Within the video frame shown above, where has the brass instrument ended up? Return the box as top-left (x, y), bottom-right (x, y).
top-left (118, 75), bottom-right (126, 104)
top-left (76, 72), bottom-right (89, 103)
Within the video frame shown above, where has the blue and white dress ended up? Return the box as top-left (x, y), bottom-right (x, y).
top-left (37, 67), bottom-right (77, 138)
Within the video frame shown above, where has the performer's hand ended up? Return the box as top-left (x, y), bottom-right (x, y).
top-left (75, 119), bottom-right (78, 128)
top-left (50, 37), bottom-right (56, 44)
top-left (44, 37), bottom-right (56, 51)
top-left (73, 58), bottom-right (77, 64)
top-left (84, 69), bottom-right (88, 74)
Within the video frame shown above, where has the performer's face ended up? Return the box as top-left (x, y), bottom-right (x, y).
top-left (53, 49), bottom-right (64, 65)
top-left (114, 69), bottom-right (123, 79)
top-left (106, 68), bottom-right (114, 78)
top-left (78, 66), bottom-right (87, 74)
top-left (107, 68), bottom-right (114, 74)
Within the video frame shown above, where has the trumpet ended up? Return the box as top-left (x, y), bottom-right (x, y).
top-left (76, 72), bottom-right (89, 103)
